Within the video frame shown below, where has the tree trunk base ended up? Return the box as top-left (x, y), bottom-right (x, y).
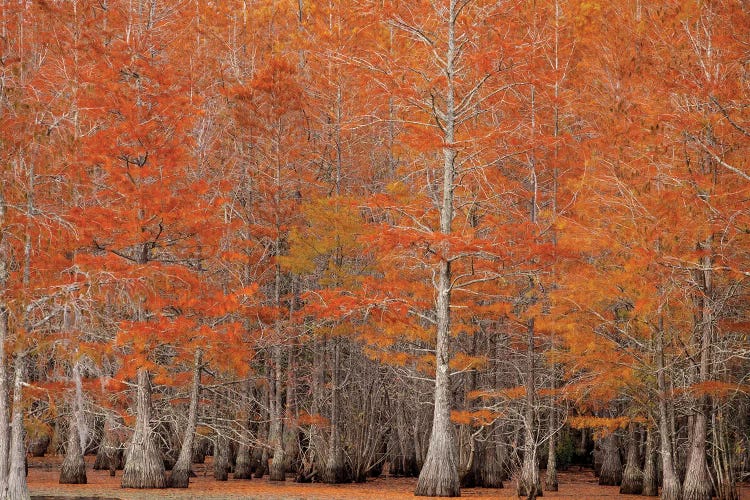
top-left (59, 456), bottom-right (87, 484)
top-left (269, 454), bottom-right (286, 481)
top-left (323, 460), bottom-right (349, 484)
top-left (168, 466), bottom-right (192, 488)
top-left (414, 449), bottom-right (460, 497)
top-left (619, 470), bottom-right (643, 495)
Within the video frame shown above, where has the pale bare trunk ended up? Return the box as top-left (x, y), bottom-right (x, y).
top-left (598, 433), bottom-right (622, 486)
top-left (518, 320), bottom-right (542, 499)
top-left (0, 306), bottom-right (8, 495)
top-left (324, 339), bottom-right (346, 483)
top-left (683, 253), bottom-right (713, 500)
top-left (657, 319), bottom-right (682, 500)
top-left (121, 368), bottom-right (166, 488)
top-left (414, 1), bottom-right (460, 496)
top-left (268, 345), bottom-right (286, 481)
top-left (169, 349), bottom-right (201, 488)
top-left (60, 361), bottom-right (87, 484)
top-left (6, 355), bottom-right (28, 500)
top-left (0, 190), bottom-right (9, 494)
top-left (545, 411), bottom-right (558, 491)
top-left (642, 427), bottom-right (658, 496)
top-left (620, 422), bottom-right (643, 494)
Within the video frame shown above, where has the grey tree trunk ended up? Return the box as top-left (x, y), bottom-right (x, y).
top-left (121, 368), bottom-right (166, 488)
top-left (683, 254), bottom-right (713, 500)
top-left (61, 360), bottom-right (87, 484)
top-left (598, 433), bottom-right (622, 486)
top-left (0, 190), bottom-right (10, 495)
top-left (94, 413), bottom-right (123, 476)
top-left (518, 320), bottom-right (542, 499)
top-left (59, 413), bottom-right (87, 484)
top-left (478, 438), bottom-right (504, 488)
top-left (657, 318), bottom-right (682, 500)
top-left (619, 423), bottom-right (643, 494)
top-left (213, 434), bottom-right (230, 481)
top-left (0, 305), bottom-right (8, 495)
top-left (268, 346), bottom-right (286, 481)
top-left (414, 2), bottom-right (460, 496)
top-left (169, 349), bottom-right (201, 488)
top-left (324, 339), bottom-right (347, 483)
top-left (6, 355), bottom-right (29, 500)
top-left (641, 427), bottom-right (658, 496)
top-left (545, 411), bottom-right (558, 491)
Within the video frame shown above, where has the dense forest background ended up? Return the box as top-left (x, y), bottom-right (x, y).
top-left (0, 0), bottom-right (749, 499)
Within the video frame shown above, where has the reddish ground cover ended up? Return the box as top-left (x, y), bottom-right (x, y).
top-left (27, 456), bottom-right (749, 499)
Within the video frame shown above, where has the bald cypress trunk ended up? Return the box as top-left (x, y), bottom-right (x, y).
top-left (598, 433), bottom-right (622, 486)
top-left (414, 1), bottom-right (460, 496)
top-left (0, 306), bottom-right (8, 495)
top-left (545, 412), bottom-right (558, 491)
top-left (324, 339), bottom-right (347, 483)
top-left (6, 355), bottom-right (29, 500)
top-left (657, 317), bottom-right (682, 500)
top-left (59, 414), bottom-right (87, 484)
top-left (641, 427), bottom-right (658, 496)
top-left (518, 320), bottom-right (542, 499)
top-left (619, 423), bottom-right (643, 494)
top-left (169, 349), bottom-right (201, 488)
top-left (683, 254), bottom-right (713, 500)
top-left (121, 369), bottom-right (166, 489)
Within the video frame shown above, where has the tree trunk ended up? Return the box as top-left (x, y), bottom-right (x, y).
top-left (0, 304), bottom-right (9, 494)
top-left (619, 423), bottom-right (643, 494)
top-left (598, 433), bottom-right (622, 486)
top-left (414, 1), bottom-right (460, 496)
top-left (6, 354), bottom-right (29, 500)
top-left (683, 254), bottom-right (713, 500)
top-left (478, 437), bottom-right (504, 488)
top-left (268, 345), bottom-right (286, 481)
top-left (413, 255), bottom-right (459, 496)
top-left (657, 317), bottom-right (682, 500)
top-left (94, 413), bottom-right (123, 476)
top-left (546, 412), bottom-right (558, 491)
top-left (59, 413), bottom-right (87, 484)
top-left (641, 426), bottom-right (658, 496)
top-left (121, 368), bottom-right (166, 489)
top-left (518, 320), bottom-right (542, 499)
top-left (324, 339), bottom-right (347, 483)
top-left (234, 440), bottom-right (252, 479)
top-left (169, 349), bottom-right (201, 488)
top-left (213, 434), bottom-right (229, 481)
top-left (61, 360), bottom-right (88, 484)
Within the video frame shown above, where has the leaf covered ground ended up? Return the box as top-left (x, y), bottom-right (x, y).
top-left (27, 456), bottom-right (750, 499)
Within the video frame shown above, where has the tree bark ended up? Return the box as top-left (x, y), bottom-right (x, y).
top-left (657, 318), bottom-right (682, 500)
top-left (268, 345), bottom-right (286, 481)
top-left (545, 411), bottom-right (558, 491)
top-left (213, 434), bottom-right (230, 481)
top-left (0, 305), bottom-right (8, 495)
top-left (121, 368), bottom-right (166, 489)
top-left (59, 413), bottom-right (87, 484)
top-left (682, 253), bottom-right (713, 500)
top-left (518, 319), bottom-right (542, 499)
top-left (6, 354), bottom-right (29, 500)
top-left (414, 1), bottom-right (461, 496)
top-left (94, 413), bottom-right (123, 476)
top-left (641, 427), bottom-right (658, 496)
top-left (598, 433), bottom-right (622, 486)
top-left (324, 339), bottom-right (347, 483)
top-left (61, 360), bottom-right (88, 484)
top-left (619, 423), bottom-right (643, 494)
top-left (169, 349), bottom-right (201, 488)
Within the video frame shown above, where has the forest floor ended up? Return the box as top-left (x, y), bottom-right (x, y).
top-left (27, 456), bottom-right (750, 500)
